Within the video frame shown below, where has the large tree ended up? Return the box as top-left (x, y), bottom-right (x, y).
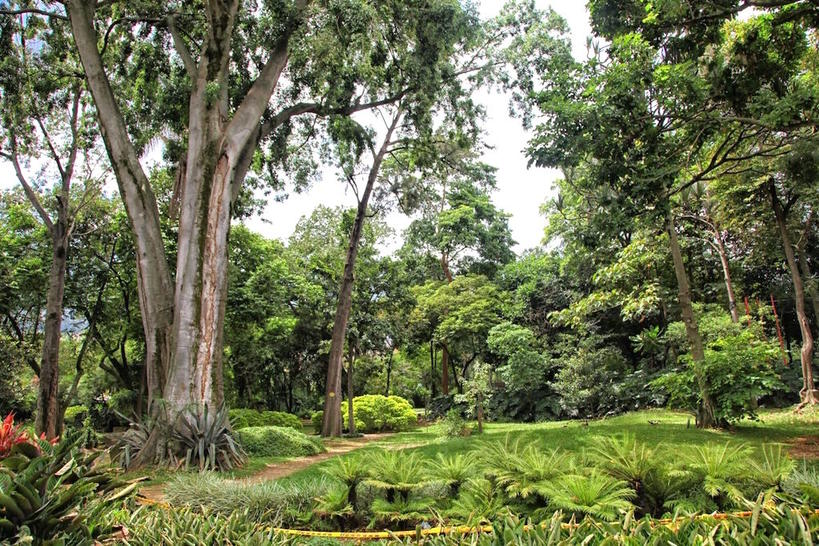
top-left (1, 0), bottom-right (486, 460)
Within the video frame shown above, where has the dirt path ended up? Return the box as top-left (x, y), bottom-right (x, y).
top-left (139, 432), bottom-right (409, 501)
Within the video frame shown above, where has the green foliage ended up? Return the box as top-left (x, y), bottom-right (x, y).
top-left (342, 395), bottom-right (416, 433)
top-left (426, 453), bottom-right (476, 496)
top-left (235, 426), bottom-right (324, 458)
top-left (395, 503), bottom-right (819, 544)
top-left (440, 409), bottom-right (470, 439)
top-left (311, 411), bottom-right (324, 432)
top-left (538, 471), bottom-right (635, 521)
top-left (0, 431), bottom-right (137, 544)
top-left (653, 327), bottom-right (782, 426)
top-left (229, 408), bottom-right (302, 430)
top-left (112, 506), bottom-right (290, 545)
top-left (164, 473), bottom-right (330, 527)
top-left (63, 405), bottom-right (88, 427)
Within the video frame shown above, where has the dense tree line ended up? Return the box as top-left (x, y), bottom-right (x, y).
top-left (0, 0), bottom-right (817, 462)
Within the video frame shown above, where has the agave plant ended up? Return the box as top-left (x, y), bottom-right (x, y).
top-left (426, 452), bottom-right (476, 496)
top-left (173, 404), bottom-right (246, 471)
top-left (537, 471), bottom-right (635, 521)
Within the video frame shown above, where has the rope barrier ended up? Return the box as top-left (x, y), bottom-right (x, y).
top-left (135, 495), bottom-right (819, 542)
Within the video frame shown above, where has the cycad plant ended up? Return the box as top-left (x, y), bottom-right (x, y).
top-left (682, 442), bottom-right (751, 509)
top-left (537, 471), bottom-right (635, 522)
top-left (322, 455), bottom-right (369, 509)
top-left (366, 450), bottom-right (430, 503)
top-left (479, 437), bottom-right (570, 501)
top-left (747, 444), bottom-right (795, 491)
top-left (587, 433), bottom-right (673, 516)
top-left (426, 452), bottom-right (476, 496)
top-left (447, 478), bottom-right (510, 525)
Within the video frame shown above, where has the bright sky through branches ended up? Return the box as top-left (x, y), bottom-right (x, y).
top-left (247, 1), bottom-right (593, 254)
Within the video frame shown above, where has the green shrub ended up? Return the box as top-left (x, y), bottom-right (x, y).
top-left (229, 408), bottom-right (302, 430)
top-left (312, 410), bottom-right (324, 432)
top-left (440, 408), bottom-right (470, 438)
top-left (164, 473), bottom-right (331, 526)
top-left (63, 404), bottom-right (88, 427)
top-left (652, 318), bottom-right (782, 426)
top-left (235, 425), bottom-right (324, 457)
top-left (342, 395), bottom-right (416, 433)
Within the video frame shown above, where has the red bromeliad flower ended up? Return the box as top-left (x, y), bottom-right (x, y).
top-left (0, 413), bottom-right (31, 458)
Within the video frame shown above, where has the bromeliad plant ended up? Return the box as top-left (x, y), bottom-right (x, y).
top-left (0, 431), bottom-right (138, 544)
top-left (0, 413), bottom-right (31, 459)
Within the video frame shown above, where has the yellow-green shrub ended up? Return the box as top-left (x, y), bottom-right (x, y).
top-left (235, 426), bottom-right (324, 457)
top-left (342, 395), bottom-right (417, 433)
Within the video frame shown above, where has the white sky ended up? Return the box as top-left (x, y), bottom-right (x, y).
top-left (246, 1), bottom-right (593, 254)
top-left (1, 2), bottom-right (593, 255)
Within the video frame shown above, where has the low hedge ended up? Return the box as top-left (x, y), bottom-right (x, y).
top-left (228, 408), bottom-right (302, 430)
top-left (342, 395), bottom-right (417, 433)
top-left (235, 426), bottom-right (324, 457)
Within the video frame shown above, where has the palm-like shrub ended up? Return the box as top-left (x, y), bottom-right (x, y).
top-left (370, 496), bottom-right (437, 526)
top-left (538, 471), bottom-right (635, 521)
top-left (322, 455), bottom-right (369, 508)
top-left (479, 438), bottom-right (570, 500)
top-left (448, 478), bottom-right (510, 525)
top-left (682, 442), bottom-right (750, 507)
top-left (367, 450), bottom-right (430, 502)
top-left (747, 444), bottom-right (795, 490)
top-left (426, 453), bottom-right (476, 496)
top-left (587, 433), bottom-right (674, 516)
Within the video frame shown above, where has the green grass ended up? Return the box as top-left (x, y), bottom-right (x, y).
top-left (126, 408), bottom-right (819, 489)
top-left (271, 408), bottom-right (819, 488)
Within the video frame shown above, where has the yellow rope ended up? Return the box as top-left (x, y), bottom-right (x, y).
top-left (135, 495), bottom-right (819, 542)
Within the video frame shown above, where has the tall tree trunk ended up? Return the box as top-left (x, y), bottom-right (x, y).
top-left (347, 347), bottom-right (356, 435)
top-left (36, 229), bottom-right (68, 439)
top-left (703, 190), bottom-right (738, 323)
top-left (441, 344), bottom-right (450, 396)
top-left (770, 182), bottom-right (816, 406)
top-left (798, 251), bottom-right (819, 335)
top-left (67, 2), bottom-right (175, 411)
top-left (667, 213), bottom-right (715, 427)
top-left (321, 111), bottom-right (402, 437)
top-left (384, 347), bottom-right (394, 396)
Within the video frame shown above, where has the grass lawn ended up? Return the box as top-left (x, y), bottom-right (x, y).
top-left (271, 407), bottom-right (819, 487)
